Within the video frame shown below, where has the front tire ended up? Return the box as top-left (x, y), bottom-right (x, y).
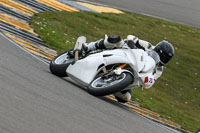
top-left (88, 72), bottom-right (133, 96)
top-left (49, 51), bottom-right (75, 77)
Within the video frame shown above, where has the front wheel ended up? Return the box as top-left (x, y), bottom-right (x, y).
top-left (88, 72), bottom-right (133, 96)
top-left (49, 51), bottom-right (75, 77)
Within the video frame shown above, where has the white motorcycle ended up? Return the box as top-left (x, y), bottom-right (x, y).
top-left (49, 36), bottom-right (158, 96)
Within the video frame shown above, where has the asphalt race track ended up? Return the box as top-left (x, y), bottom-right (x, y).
top-left (0, 34), bottom-right (172, 133)
top-left (86, 0), bottom-right (200, 27)
top-left (0, 0), bottom-right (192, 132)
top-left (0, 0), bottom-right (195, 132)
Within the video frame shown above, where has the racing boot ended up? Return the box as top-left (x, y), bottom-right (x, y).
top-left (114, 89), bottom-right (132, 103)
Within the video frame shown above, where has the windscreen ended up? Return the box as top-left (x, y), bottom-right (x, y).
top-left (147, 51), bottom-right (160, 64)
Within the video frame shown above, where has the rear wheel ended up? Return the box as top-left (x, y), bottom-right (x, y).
top-left (88, 72), bottom-right (133, 96)
top-left (49, 51), bottom-right (74, 77)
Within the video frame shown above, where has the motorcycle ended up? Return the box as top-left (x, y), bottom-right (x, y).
top-left (49, 36), bottom-right (157, 96)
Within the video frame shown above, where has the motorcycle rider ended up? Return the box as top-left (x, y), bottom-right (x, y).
top-left (72, 35), bottom-right (174, 103)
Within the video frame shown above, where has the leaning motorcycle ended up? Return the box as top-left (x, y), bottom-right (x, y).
top-left (49, 36), bottom-right (157, 96)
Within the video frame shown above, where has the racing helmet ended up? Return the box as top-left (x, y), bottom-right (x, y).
top-left (154, 40), bottom-right (174, 65)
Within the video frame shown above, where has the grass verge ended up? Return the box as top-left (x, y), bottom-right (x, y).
top-left (30, 11), bottom-right (200, 132)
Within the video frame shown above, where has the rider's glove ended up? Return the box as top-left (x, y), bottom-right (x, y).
top-left (82, 43), bottom-right (89, 52)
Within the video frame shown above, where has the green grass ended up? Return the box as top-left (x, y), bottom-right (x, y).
top-left (30, 11), bottom-right (200, 132)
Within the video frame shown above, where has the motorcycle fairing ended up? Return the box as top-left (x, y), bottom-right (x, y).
top-left (140, 56), bottom-right (156, 73)
top-left (125, 49), bottom-right (147, 73)
top-left (66, 49), bottom-right (131, 86)
top-left (66, 49), bottom-right (155, 88)
top-left (67, 53), bottom-right (104, 86)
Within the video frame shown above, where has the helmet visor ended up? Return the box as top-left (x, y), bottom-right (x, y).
top-left (160, 52), bottom-right (172, 64)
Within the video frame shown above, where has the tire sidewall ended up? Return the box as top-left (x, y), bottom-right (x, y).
top-left (49, 51), bottom-right (74, 77)
top-left (88, 72), bottom-right (133, 96)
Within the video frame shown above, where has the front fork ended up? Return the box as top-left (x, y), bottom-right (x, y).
top-left (102, 63), bottom-right (133, 79)
top-left (116, 63), bottom-right (128, 69)
top-left (99, 63), bottom-right (134, 80)
top-left (114, 64), bottom-right (134, 83)
top-left (101, 64), bottom-right (129, 81)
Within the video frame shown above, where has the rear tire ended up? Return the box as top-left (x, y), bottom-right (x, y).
top-left (49, 51), bottom-right (74, 77)
top-left (88, 72), bottom-right (133, 96)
